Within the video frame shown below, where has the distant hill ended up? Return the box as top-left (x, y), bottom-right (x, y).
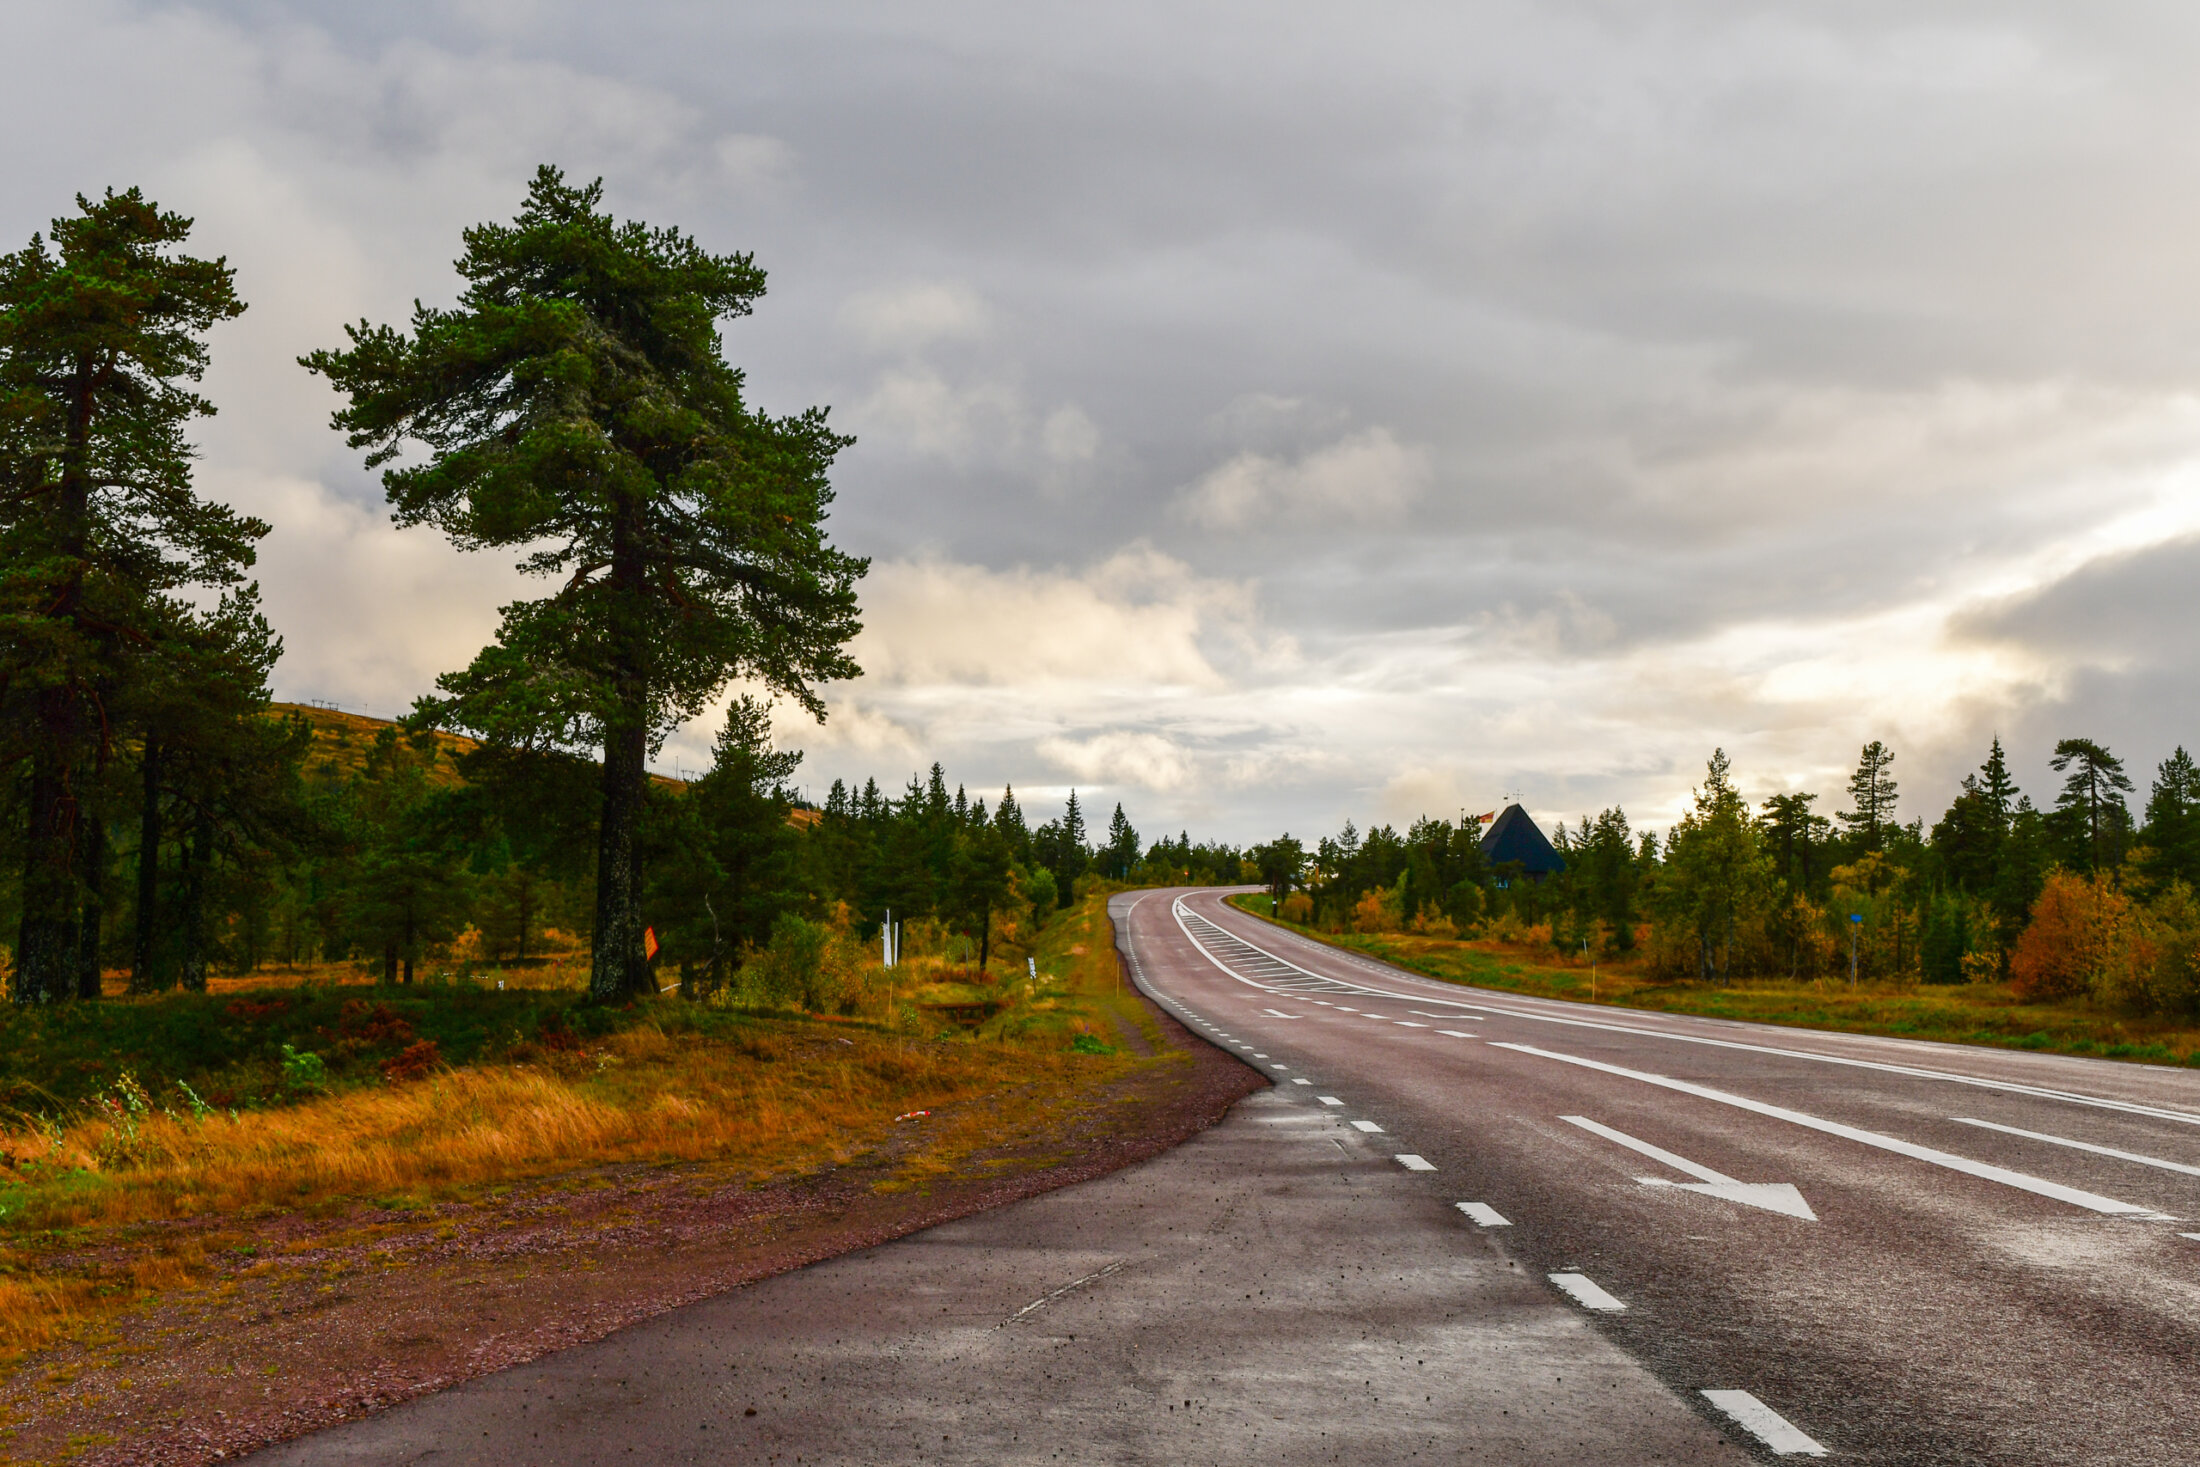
top-left (269, 703), bottom-right (691, 793)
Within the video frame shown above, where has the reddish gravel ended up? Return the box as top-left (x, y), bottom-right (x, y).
top-left (0, 1002), bottom-right (1260, 1467)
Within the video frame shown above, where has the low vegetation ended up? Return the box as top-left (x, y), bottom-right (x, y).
top-left (0, 887), bottom-right (1154, 1368)
top-left (1232, 892), bottom-right (2200, 1067)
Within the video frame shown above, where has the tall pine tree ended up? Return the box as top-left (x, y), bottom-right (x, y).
top-left (305, 169), bottom-right (865, 1000)
top-left (0, 189), bottom-right (259, 1003)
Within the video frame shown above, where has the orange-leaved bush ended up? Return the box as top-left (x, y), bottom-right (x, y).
top-left (2009, 872), bottom-right (2125, 1002)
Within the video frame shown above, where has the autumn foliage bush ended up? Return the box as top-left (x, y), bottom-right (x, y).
top-left (2010, 871), bottom-right (2200, 1014)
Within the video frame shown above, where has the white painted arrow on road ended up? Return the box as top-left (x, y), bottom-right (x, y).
top-left (1563, 1115), bottom-right (1818, 1220)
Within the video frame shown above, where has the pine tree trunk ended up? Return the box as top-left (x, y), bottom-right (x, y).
top-left (133, 741), bottom-right (162, 992)
top-left (179, 810), bottom-right (211, 991)
top-left (592, 713), bottom-right (649, 1000)
top-left (15, 369), bottom-right (106, 1005)
top-left (76, 810), bottom-right (106, 999)
top-left (979, 903), bottom-right (992, 972)
top-left (15, 732), bottom-right (79, 1005)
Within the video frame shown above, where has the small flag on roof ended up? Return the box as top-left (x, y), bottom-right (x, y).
top-left (1474, 810), bottom-right (1496, 824)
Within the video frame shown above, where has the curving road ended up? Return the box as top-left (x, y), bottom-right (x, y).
top-left (1125, 887), bottom-right (2200, 1464)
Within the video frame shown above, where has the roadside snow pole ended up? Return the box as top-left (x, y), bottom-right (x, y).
top-left (883, 909), bottom-right (893, 968)
top-left (1849, 912), bottom-right (1863, 988)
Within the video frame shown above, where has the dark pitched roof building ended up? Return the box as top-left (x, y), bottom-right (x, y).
top-left (1480, 803), bottom-right (1565, 878)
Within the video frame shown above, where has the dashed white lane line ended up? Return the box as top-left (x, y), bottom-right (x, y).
top-left (1701, 1390), bottom-right (1828, 1457)
top-left (1394, 1021), bottom-right (1428, 1028)
top-left (1457, 1202), bottom-right (1511, 1227)
top-left (1270, 1064), bottom-right (1289, 1071)
top-left (1493, 1040), bottom-right (2176, 1219)
top-left (1395, 1154), bottom-right (1436, 1171)
top-left (1291, 1078), bottom-right (1312, 1085)
top-left (1411, 1010), bottom-right (1472, 1020)
top-left (1952, 1116), bottom-right (2200, 1178)
top-left (1436, 1030), bottom-right (1477, 1039)
top-left (1350, 1120), bottom-right (1385, 1133)
top-left (1318, 1096), bottom-right (1344, 1106)
top-left (1548, 1272), bottom-right (1625, 1311)
top-left (1253, 1053), bottom-right (1268, 1058)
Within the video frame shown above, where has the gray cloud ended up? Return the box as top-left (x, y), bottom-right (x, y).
top-left (8, 1), bottom-right (2200, 838)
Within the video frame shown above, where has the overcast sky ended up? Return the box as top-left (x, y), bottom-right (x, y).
top-left (9, 0), bottom-right (2200, 844)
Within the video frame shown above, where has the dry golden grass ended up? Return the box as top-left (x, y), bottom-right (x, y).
top-left (0, 891), bottom-right (1160, 1369)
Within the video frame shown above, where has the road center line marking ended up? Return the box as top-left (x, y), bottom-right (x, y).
top-left (1701, 1390), bottom-right (1828, 1456)
top-left (1457, 1202), bottom-right (1511, 1227)
top-left (1318, 1096), bottom-right (1344, 1106)
top-left (1291, 1078), bottom-right (1312, 1085)
top-left (1494, 1042), bottom-right (2170, 1219)
top-left (1394, 1021), bottom-right (1429, 1028)
top-left (1436, 1030), bottom-right (1477, 1039)
top-left (1350, 1120), bottom-right (1385, 1133)
top-left (1951, 1117), bottom-right (2200, 1177)
top-left (1395, 1154), bottom-right (1435, 1171)
top-left (1003, 1259), bottom-right (1128, 1326)
top-left (1548, 1272), bottom-right (1624, 1311)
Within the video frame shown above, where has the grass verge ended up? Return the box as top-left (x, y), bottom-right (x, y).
top-left (0, 888), bottom-right (1155, 1372)
top-left (1226, 893), bottom-right (2200, 1068)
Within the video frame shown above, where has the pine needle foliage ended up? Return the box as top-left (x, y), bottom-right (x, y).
top-left (303, 168), bottom-right (866, 1000)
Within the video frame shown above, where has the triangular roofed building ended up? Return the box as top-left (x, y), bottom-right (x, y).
top-left (1480, 803), bottom-right (1564, 881)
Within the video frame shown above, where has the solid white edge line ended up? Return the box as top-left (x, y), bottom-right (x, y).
top-left (1951, 1116), bottom-right (2200, 1177)
top-left (1179, 894), bottom-right (2200, 1130)
top-left (1456, 1202), bottom-right (1511, 1227)
top-left (1496, 1042), bottom-right (2168, 1218)
top-left (1547, 1272), bottom-right (1625, 1311)
top-left (1700, 1390), bottom-right (1828, 1456)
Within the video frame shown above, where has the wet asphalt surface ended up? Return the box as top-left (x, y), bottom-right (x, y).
top-left (1126, 888), bottom-right (2200, 1465)
top-left (250, 886), bottom-right (2200, 1463)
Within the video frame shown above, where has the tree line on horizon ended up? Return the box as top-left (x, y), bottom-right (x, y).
top-left (1254, 734), bottom-right (2200, 1016)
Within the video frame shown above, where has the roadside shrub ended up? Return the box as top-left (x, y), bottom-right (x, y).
top-left (279, 1045), bottom-right (327, 1095)
top-left (380, 1040), bottom-right (442, 1083)
top-left (1279, 892), bottom-right (1314, 924)
top-left (1350, 888), bottom-right (1402, 934)
top-left (741, 914), bottom-right (830, 1009)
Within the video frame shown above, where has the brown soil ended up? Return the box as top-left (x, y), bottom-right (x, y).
top-left (0, 1004), bottom-right (1260, 1467)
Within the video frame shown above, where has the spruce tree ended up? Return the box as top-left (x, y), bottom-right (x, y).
top-left (1838, 741), bottom-right (1899, 853)
top-left (2144, 747), bottom-right (2200, 887)
top-left (305, 169), bottom-right (865, 999)
top-left (0, 189), bottom-right (259, 1003)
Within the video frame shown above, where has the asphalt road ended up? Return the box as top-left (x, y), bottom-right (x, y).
top-left (1125, 888), bottom-right (2200, 1464)
top-left (253, 886), bottom-right (2200, 1463)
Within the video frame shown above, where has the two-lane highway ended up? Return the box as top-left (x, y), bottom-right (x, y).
top-left (1124, 888), bottom-right (2200, 1464)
